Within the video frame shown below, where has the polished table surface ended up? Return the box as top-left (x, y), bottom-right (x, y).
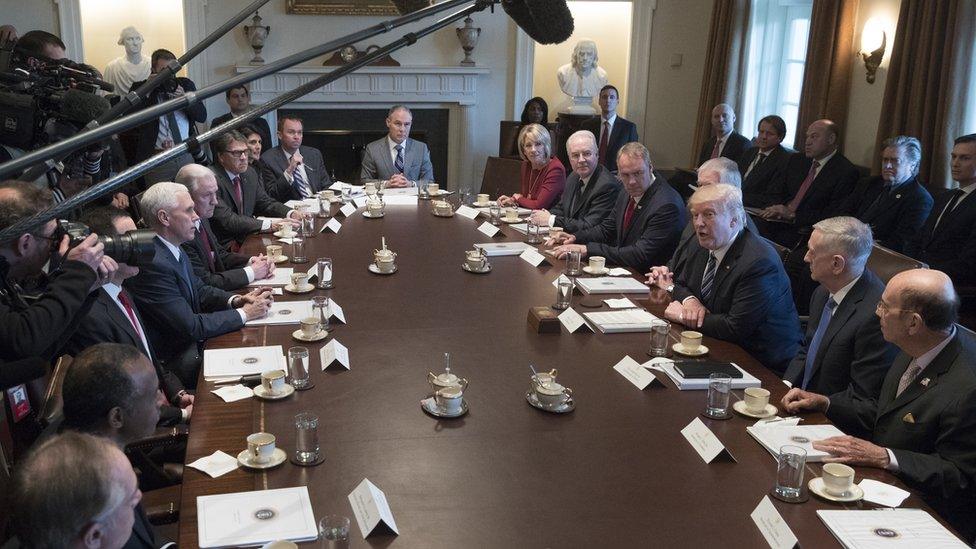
top-left (178, 199), bottom-right (951, 547)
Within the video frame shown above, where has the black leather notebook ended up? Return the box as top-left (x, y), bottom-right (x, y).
top-left (673, 361), bottom-right (744, 379)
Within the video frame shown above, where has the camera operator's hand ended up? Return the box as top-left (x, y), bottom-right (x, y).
top-left (62, 233), bottom-right (105, 274)
top-left (0, 25), bottom-right (17, 44)
top-left (95, 256), bottom-right (119, 286)
top-left (111, 193), bottom-right (129, 209)
top-left (173, 84), bottom-right (185, 97)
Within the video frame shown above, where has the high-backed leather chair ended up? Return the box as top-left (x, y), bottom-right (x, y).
top-left (480, 156), bottom-right (523, 198)
top-left (866, 243), bottom-right (927, 284)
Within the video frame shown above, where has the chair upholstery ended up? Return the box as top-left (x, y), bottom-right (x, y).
top-left (866, 243), bottom-right (927, 284)
top-left (480, 156), bottom-right (523, 198)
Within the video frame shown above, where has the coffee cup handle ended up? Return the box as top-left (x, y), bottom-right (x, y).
top-left (563, 387), bottom-right (573, 396)
top-left (458, 378), bottom-right (469, 391)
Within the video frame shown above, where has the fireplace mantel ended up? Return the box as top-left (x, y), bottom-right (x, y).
top-left (236, 64), bottom-right (490, 189)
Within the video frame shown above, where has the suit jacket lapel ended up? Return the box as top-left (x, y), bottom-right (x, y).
top-left (880, 335), bottom-right (961, 417)
top-left (380, 139), bottom-right (395, 177)
top-left (572, 166), bottom-right (602, 216)
top-left (158, 239), bottom-right (196, 307)
top-left (620, 183), bottom-right (656, 242)
top-left (98, 293), bottom-right (142, 350)
top-left (202, 219), bottom-right (224, 271)
top-left (707, 231), bottom-right (747, 308)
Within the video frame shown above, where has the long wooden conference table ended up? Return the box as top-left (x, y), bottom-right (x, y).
top-left (178, 196), bottom-right (954, 547)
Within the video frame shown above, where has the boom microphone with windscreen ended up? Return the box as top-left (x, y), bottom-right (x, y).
top-left (502, 0), bottom-right (574, 45)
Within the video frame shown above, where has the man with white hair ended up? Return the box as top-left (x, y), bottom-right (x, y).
top-left (783, 217), bottom-right (897, 399)
top-left (126, 182), bottom-right (272, 387)
top-left (697, 104), bottom-right (751, 166)
top-left (103, 26), bottom-right (151, 94)
top-left (672, 158), bottom-right (757, 258)
top-left (528, 130), bottom-right (619, 232)
top-left (647, 184), bottom-right (801, 374)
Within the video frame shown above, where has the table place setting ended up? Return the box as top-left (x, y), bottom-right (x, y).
top-left (246, 300), bottom-right (315, 326)
top-left (477, 221), bottom-right (501, 237)
top-left (348, 479), bottom-right (399, 539)
top-left (462, 248), bottom-right (491, 273)
top-left (369, 237), bottom-right (397, 274)
top-left (362, 196), bottom-right (385, 218)
top-left (322, 217), bottom-right (343, 234)
top-left (422, 354), bottom-right (469, 418)
top-left (455, 204), bottom-right (480, 219)
top-left (338, 203), bottom-right (357, 217)
top-left (431, 198), bottom-right (455, 217)
top-left (526, 366), bottom-right (574, 413)
top-left (196, 486), bottom-right (318, 547)
top-left (519, 246), bottom-right (548, 267)
top-left (211, 384), bottom-right (254, 403)
top-left (283, 272), bottom-right (314, 294)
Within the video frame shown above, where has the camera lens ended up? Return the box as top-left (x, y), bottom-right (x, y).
top-left (99, 230), bottom-right (156, 265)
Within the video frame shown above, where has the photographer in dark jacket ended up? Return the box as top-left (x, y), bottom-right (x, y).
top-left (0, 181), bottom-right (115, 387)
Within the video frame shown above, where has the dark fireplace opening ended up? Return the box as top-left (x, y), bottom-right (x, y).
top-left (282, 108), bottom-right (449, 185)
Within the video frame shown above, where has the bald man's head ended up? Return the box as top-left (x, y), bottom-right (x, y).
top-left (888, 269), bottom-right (959, 332)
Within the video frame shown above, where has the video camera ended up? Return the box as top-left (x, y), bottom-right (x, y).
top-left (57, 220), bottom-right (156, 266)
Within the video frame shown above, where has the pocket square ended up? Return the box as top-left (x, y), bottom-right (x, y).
top-left (902, 413), bottom-right (916, 424)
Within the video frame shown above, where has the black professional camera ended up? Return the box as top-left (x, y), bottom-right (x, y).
top-left (57, 220), bottom-right (156, 266)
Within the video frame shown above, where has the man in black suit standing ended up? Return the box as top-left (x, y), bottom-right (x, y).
top-left (906, 134), bottom-right (976, 285)
top-left (581, 85), bottom-right (639, 173)
top-left (843, 136), bottom-right (933, 254)
top-left (209, 84), bottom-right (273, 155)
top-left (781, 269), bottom-right (976, 539)
top-left (209, 130), bottom-right (303, 249)
top-left (261, 115), bottom-right (332, 202)
top-left (647, 184), bottom-right (802, 374)
top-left (783, 217), bottom-right (897, 399)
top-left (550, 142), bottom-right (685, 272)
top-left (64, 207), bottom-right (193, 426)
top-left (127, 182), bottom-right (272, 387)
top-left (527, 130), bottom-right (620, 233)
top-left (175, 164), bottom-right (275, 290)
top-left (738, 115), bottom-right (793, 208)
top-left (697, 103), bottom-right (751, 167)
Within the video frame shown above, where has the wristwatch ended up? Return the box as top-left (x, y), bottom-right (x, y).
top-left (666, 284), bottom-right (675, 293)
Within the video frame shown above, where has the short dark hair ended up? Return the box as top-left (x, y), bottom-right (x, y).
top-left (954, 133), bottom-right (976, 145)
top-left (758, 115), bottom-right (787, 138)
top-left (213, 130), bottom-right (247, 154)
top-left (18, 30), bottom-right (66, 57)
top-left (151, 48), bottom-right (176, 68)
top-left (80, 206), bottom-right (130, 237)
top-left (240, 124), bottom-right (262, 139)
top-left (277, 114), bottom-right (303, 132)
top-left (62, 343), bottom-right (144, 433)
top-left (519, 97), bottom-right (549, 125)
top-left (900, 286), bottom-right (960, 332)
top-left (225, 84), bottom-right (249, 100)
top-left (0, 180), bottom-right (53, 235)
top-left (599, 84), bottom-right (620, 97)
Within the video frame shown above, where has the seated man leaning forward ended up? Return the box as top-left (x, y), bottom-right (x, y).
top-left (780, 269), bottom-right (976, 539)
top-left (646, 184), bottom-right (802, 374)
top-left (550, 142), bottom-right (685, 273)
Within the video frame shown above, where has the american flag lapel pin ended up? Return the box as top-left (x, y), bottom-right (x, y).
top-left (920, 377), bottom-right (930, 387)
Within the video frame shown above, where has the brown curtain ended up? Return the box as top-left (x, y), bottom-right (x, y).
top-left (792, 0), bottom-right (858, 151)
top-left (873, 0), bottom-right (976, 190)
top-left (690, 0), bottom-right (750, 168)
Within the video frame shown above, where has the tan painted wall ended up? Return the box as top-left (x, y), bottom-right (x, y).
top-left (79, 0), bottom-right (187, 79)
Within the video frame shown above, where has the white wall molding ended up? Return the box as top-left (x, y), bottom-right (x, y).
top-left (54, 0), bottom-right (84, 61)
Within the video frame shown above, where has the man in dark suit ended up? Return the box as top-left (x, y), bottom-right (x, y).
top-left (528, 130), bottom-right (620, 233)
top-left (128, 49), bottom-right (208, 185)
top-left (784, 217), bottom-right (897, 398)
top-left (209, 84), bottom-right (273, 156)
top-left (175, 164), bottom-right (275, 290)
top-left (842, 136), bottom-right (933, 254)
top-left (697, 103), bottom-right (751, 167)
top-left (581, 85), bottom-right (639, 173)
top-left (781, 269), bottom-right (976, 539)
top-left (209, 130), bottom-right (302, 249)
top-left (64, 206), bottom-right (192, 426)
top-left (127, 182), bottom-right (272, 387)
top-left (551, 142), bottom-right (685, 272)
top-left (647, 184), bottom-right (802, 374)
top-left (738, 115), bottom-right (793, 208)
top-left (360, 105), bottom-right (434, 186)
top-left (906, 134), bottom-right (976, 285)
top-left (261, 115), bottom-right (332, 201)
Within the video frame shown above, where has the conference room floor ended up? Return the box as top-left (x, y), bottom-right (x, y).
top-left (178, 197), bottom-right (956, 547)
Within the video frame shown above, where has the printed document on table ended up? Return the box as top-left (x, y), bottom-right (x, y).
top-left (247, 267), bottom-right (293, 287)
top-left (246, 300), bottom-right (313, 326)
top-left (474, 242), bottom-right (536, 256)
top-left (197, 486), bottom-right (318, 548)
top-left (582, 309), bottom-right (658, 333)
top-left (817, 509), bottom-right (968, 549)
top-left (383, 187), bottom-right (419, 196)
top-left (203, 345), bottom-right (284, 379)
top-left (746, 423), bottom-right (846, 462)
top-left (651, 360), bottom-right (761, 390)
top-left (575, 276), bottom-right (650, 294)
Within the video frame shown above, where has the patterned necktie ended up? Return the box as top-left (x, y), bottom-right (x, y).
top-left (788, 160), bottom-right (819, 211)
top-left (896, 360), bottom-right (923, 397)
top-left (710, 137), bottom-right (722, 159)
top-left (394, 144), bottom-right (404, 174)
top-left (700, 252), bottom-right (718, 303)
top-left (117, 289), bottom-right (145, 343)
top-left (801, 298), bottom-right (837, 389)
top-left (292, 163), bottom-right (310, 198)
top-left (598, 121), bottom-right (609, 165)
top-left (232, 176), bottom-right (244, 212)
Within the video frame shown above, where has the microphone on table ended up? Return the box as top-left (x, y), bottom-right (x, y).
top-left (501, 0), bottom-right (575, 45)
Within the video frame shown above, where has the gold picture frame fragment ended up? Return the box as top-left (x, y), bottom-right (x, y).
top-left (286, 0), bottom-right (402, 16)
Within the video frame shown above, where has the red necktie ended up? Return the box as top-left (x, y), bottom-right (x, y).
top-left (118, 290), bottom-right (144, 342)
top-left (622, 198), bottom-right (637, 233)
top-left (598, 121), bottom-right (609, 165)
top-left (233, 175), bottom-right (244, 212)
top-left (198, 225), bottom-right (215, 270)
top-left (710, 137), bottom-right (721, 159)
top-left (788, 160), bottom-right (819, 211)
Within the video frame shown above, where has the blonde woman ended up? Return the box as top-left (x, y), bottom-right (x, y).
top-left (498, 123), bottom-right (566, 210)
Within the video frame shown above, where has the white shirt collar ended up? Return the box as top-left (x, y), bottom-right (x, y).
top-left (830, 274), bottom-right (861, 308)
top-left (224, 168), bottom-right (241, 182)
top-left (813, 149), bottom-right (838, 170)
top-left (915, 326), bottom-right (957, 373)
top-left (958, 182), bottom-right (976, 196)
top-left (103, 282), bottom-right (123, 300)
top-left (602, 113), bottom-right (617, 126)
top-left (156, 234), bottom-right (183, 262)
top-left (388, 136), bottom-right (406, 153)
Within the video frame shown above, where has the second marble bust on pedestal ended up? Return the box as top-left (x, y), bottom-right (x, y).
top-left (103, 26), bottom-right (151, 94)
top-left (556, 39), bottom-right (608, 115)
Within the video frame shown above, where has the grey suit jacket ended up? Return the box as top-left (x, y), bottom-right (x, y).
top-left (261, 145), bottom-right (331, 203)
top-left (360, 137), bottom-right (434, 182)
top-left (549, 164), bottom-right (621, 233)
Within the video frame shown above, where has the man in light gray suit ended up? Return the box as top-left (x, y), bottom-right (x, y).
top-left (360, 105), bottom-right (434, 188)
top-left (261, 115), bottom-right (332, 202)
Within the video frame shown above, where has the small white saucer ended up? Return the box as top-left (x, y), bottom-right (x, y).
top-left (672, 343), bottom-right (709, 357)
top-left (273, 231), bottom-right (297, 238)
top-left (283, 284), bottom-right (314, 294)
top-left (237, 448), bottom-right (287, 469)
top-left (525, 391), bottom-right (575, 413)
top-left (431, 189), bottom-right (451, 197)
top-left (292, 328), bottom-right (328, 342)
top-left (582, 266), bottom-right (609, 275)
top-left (473, 201), bottom-right (492, 208)
top-left (253, 384), bottom-right (295, 400)
top-left (362, 210), bottom-right (385, 218)
top-left (272, 255), bottom-right (289, 264)
top-left (502, 218), bottom-right (524, 224)
top-left (732, 400), bottom-right (778, 419)
top-left (368, 264), bottom-right (397, 275)
top-left (432, 210), bottom-right (455, 218)
top-left (808, 477), bottom-right (864, 502)
top-left (461, 263), bottom-right (491, 274)
top-left (421, 397), bottom-right (468, 418)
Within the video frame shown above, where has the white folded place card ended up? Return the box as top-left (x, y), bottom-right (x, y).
top-left (339, 203), bottom-right (357, 217)
top-left (519, 247), bottom-right (547, 267)
top-left (604, 297), bottom-right (638, 309)
top-left (455, 205), bottom-right (480, 219)
top-left (680, 417), bottom-right (736, 463)
top-left (211, 384), bottom-right (254, 403)
top-left (751, 495), bottom-right (797, 549)
top-left (353, 196), bottom-right (368, 208)
top-left (320, 339), bottom-right (350, 370)
top-left (348, 478), bottom-right (399, 539)
top-left (277, 237), bottom-right (295, 245)
top-left (858, 479), bottom-right (910, 508)
top-left (325, 218), bottom-right (342, 233)
top-left (612, 355), bottom-right (660, 390)
top-left (187, 451), bottom-right (239, 478)
top-left (477, 222), bottom-right (501, 237)
top-left (558, 307), bottom-right (593, 333)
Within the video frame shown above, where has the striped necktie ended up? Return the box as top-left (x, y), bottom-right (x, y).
top-left (394, 144), bottom-right (404, 174)
top-left (292, 164), bottom-right (310, 198)
top-left (700, 252), bottom-right (717, 303)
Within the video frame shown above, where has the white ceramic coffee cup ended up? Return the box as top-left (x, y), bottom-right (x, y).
top-left (291, 272), bottom-right (310, 289)
top-left (266, 244), bottom-right (282, 260)
top-left (680, 330), bottom-right (703, 352)
top-left (504, 208), bottom-right (519, 221)
top-left (321, 190), bottom-right (336, 200)
top-left (477, 193), bottom-right (489, 204)
top-left (368, 200), bottom-right (383, 215)
top-left (588, 256), bottom-right (606, 271)
top-left (465, 251), bottom-right (487, 270)
top-left (261, 369), bottom-right (286, 394)
top-left (280, 224), bottom-right (294, 236)
top-left (743, 387), bottom-right (771, 413)
top-left (247, 432), bottom-right (276, 464)
top-left (427, 183), bottom-right (440, 194)
top-left (434, 386), bottom-right (463, 413)
top-left (300, 317), bottom-right (320, 337)
top-left (821, 463), bottom-right (855, 496)
top-left (535, 381), bottom-right (571, 407)
top-left (375, 257), bottom-right (395, 273)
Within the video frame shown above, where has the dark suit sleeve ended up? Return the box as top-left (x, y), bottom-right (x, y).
top-left (179, 78), bottom-right (207, 124)
top-left (882, 187), bottom-right (933, 253)
top-left (625, 121), bottom-right (639, 143)
top-left (210, 201), bottom-right (263, 245)
top-left (584, 200), bottom-right (683, 271)
top-left (182, 240), bottom-right (249, 291)
top-left (253, 174), bottom-right (293, 218)
top-left (697, 255), bottom-right (787, 342)
top-left (560, 180), bottom-right (620, 233)
top-left (260, 157), bottom-right (293, 204)
top-left (843, 309), bottom-right (898, 401)
top-left (826, 390), bottom-right (881, 440)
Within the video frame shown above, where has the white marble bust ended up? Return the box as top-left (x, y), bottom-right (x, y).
top-left (103, 26), bottom-right (151, 94)
top-left (556, 39), bottom-right (608, 114)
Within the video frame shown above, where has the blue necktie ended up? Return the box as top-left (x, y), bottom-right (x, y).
top-left (177, 251), bottom-right (197, 310)
top-left (292, 165), bottom-right (310, 198)
top-left (700, 252), bottom-right (717, 303)
top-left (394, 144), bottom-right (404, 174)
top-left (801, 298), bottom-right (837, 389)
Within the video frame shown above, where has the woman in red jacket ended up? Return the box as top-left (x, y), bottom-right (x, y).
top-left (498, 123), bottom-right (565, 210)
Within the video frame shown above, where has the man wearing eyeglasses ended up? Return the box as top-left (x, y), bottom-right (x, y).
top-left (781, 268), bottom-right (976, 539)
top-left (0, 181), bottom-right (116, 381)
